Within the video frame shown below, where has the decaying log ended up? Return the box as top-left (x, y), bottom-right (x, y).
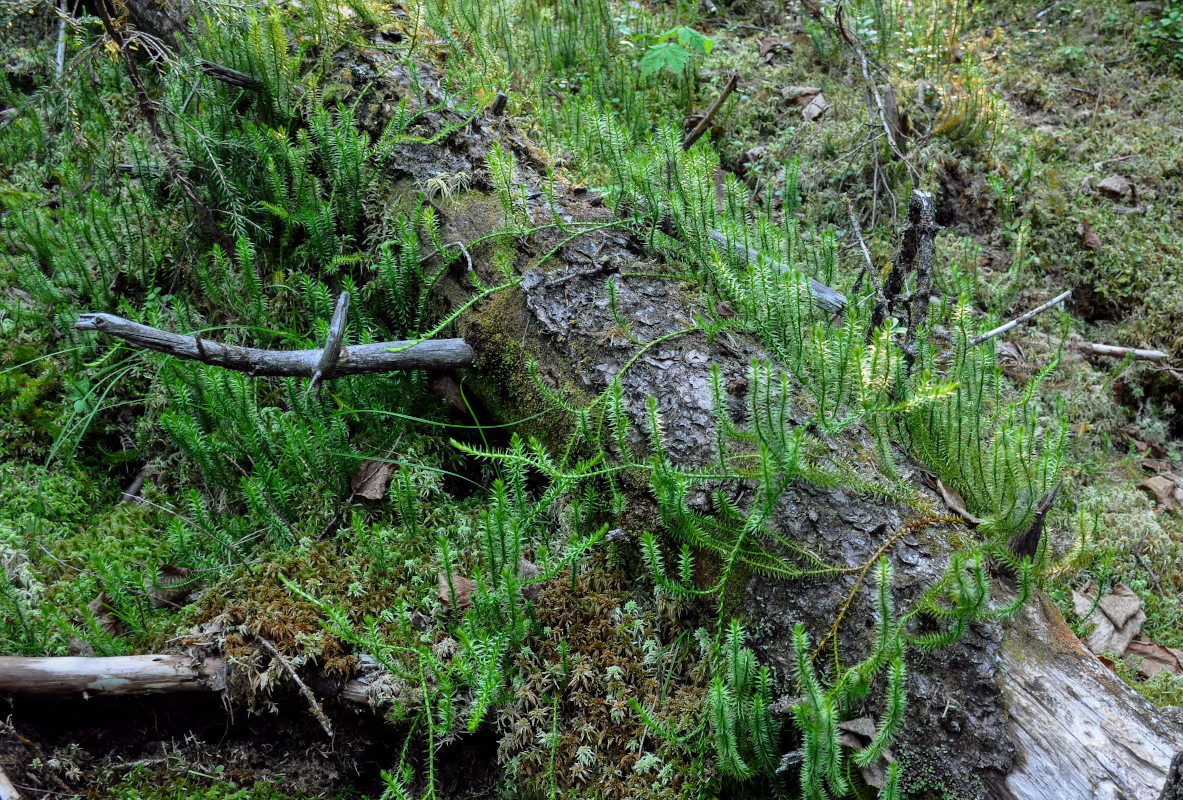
top-left (43, 5), bottom-right (1183, 793)
top-left (992, 596), bottom-right (1183, 799)
top-left (334, 44), bottom-right (1183, 799)
top-left (0, 655), bottom-right (226, 696)
top-left (74, 313), bottom-right (474, 376)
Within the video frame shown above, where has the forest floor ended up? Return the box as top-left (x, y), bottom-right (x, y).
top-left (1, 0), bottom-right (1182, 797)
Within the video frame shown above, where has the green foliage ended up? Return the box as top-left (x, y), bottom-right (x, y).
top-left (639, 27), bottom-right (713, 80)
top-left (1143, 0), bottom-right (1183, 71)
top-left (905, 304), bottom-right (1067, 539)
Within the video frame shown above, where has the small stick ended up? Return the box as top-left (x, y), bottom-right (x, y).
top-left (54, 0), bottom-right (68, 76)
top-left (120, 468), bottom-right (147, 503)
top-left (1068, 337), bottom-right (1169, 363)
top-left (970, 290), bottom-right (1071, 346)
top-left (307, 292), bottom-right (350, 397)
top-left (256, 637), bottom-right (334, 739)
top-left (682, 73), bottom-right (739, 150)
top-left (75, 312), bottom-right (474, 376)
top-left (843, 196), bottom-right (886, 311)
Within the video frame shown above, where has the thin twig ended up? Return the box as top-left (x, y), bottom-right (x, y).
top-left (256, 637), bottom-right (334, 739)
top-left (970, 290), bottom-right (1070, 346)
top-left (75, 313), bottom-right (474, 376)
top-left (843, 197), bottom-right (885, 312)
top-left (813, 516), bottom-right (959, 659)
top-left (682, 73), bottom-right (739, 150)
top-left (54, 0), bottom-right (68, 76)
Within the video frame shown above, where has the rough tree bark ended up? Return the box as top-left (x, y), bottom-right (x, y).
top-left (70, 8), bottom-right (1183, 798)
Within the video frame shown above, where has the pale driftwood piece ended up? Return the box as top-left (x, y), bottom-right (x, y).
top-left (0, 655), bottom-right (226, 696)
top-left (995, 595), bottom-right (1183, 799)
top-left (1068, 336), bottom-right (1170, 363)
top-left (682, 73), bottom-right (739, 150)
top-left (74, 313), bottom-right (474, 376)
top-left (970, 290), bottom-right (1071, 346)
top-left (0, 767), bottom-right (20, 800)
top-left (704, 229), bottom-right (847, 314)
top-left (0, 653), bottom-right (384, 709)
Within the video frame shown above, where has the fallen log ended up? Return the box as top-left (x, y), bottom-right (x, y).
top-left (0, 653), bottom-right (388, 709)
top-left (74, 313), bottom-right (474, 376)
top-left (0, 655), bottom-right (226, 696)
top-left (66, 7), bottom-right (1183, 795)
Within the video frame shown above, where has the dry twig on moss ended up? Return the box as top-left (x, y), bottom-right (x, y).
top-left (74, 313), bottom-right (474, 379)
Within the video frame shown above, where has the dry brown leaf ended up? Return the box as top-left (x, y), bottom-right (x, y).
top-left (351, 459), bottom-right (395, 500)
top-left (758, 36), bottom-right (792, 64)
top-left (429, 374), bottom-right (467, 413)
top-left (1076, 218), bottom-right (1102, 249)
top-left (1126, 636), bottom-right (1183, 678)
top-left (1138, 474), bottom-right (1183, 511)
top-left (438, 572), bottom-right (476, 610)
top-left (149, 564), bottom-right (198, 609)
top-left (86, 591), bottom-right (124, 637)
top-left (802, 93), bottom-right (829, 122)
top-left (1096, 174), bottom-right (1134, 200)
top-left (937, 479), bottom-right (983, 525)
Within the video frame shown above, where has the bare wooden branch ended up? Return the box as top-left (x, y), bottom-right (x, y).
top-left (257, 638), bottom-right (333, 738)
top-left (0, 655), bottom-right (226, 696)
top-left (198, 59), bottom-right (263, 90)
top-left (971, 290), bottom-right (1071, 346)
top-left (0, 654), bottom-right (383, 711)
top-left (704, 229), bottom-right (847, 314)
top-left (1068, 336), bottom-right (1170, 363)
top-left (74, 313), bottom-right (474, 376)
top-left (307, 292), bottom-right (350, 396)
top-left (843, 196), bottom-right (886, 316)
top-left (682, 73), bottom-right (739, 150)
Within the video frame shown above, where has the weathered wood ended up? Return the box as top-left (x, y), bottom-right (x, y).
top-left (0, 654), bottom-right (383, 710)
top-left (993, 596), bottom-right (1183, 799)
top-left (682, 73), bottom-right (738, 150)
top-left (0, 767), bottom-right (20, 800)
top-left (0, 655), bottom-right (225, 696)
top-left (198, 59), bottom-right (263, 90)
top-left (1069, 337), bottom-right (1171, 363)
top-left (74, 313), bottom-right (474, 376)
top-left (307, 292), bottom-right (351, 396)
top-left (971, 290), bottom-right (1072, 346)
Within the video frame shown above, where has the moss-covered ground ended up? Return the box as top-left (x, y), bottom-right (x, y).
top-left (1, 0), bottom-right (1182, 796)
